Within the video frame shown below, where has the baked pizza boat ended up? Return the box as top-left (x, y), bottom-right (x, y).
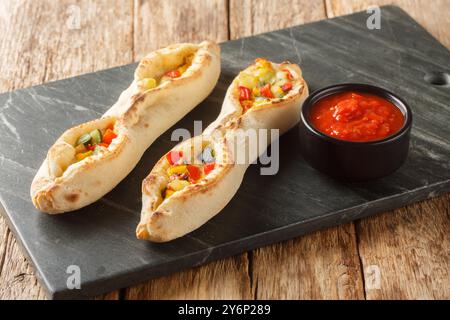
top-left (31, 41), bottom-right (221, 213)
top-left (137, 58), bottom-right (309, 242)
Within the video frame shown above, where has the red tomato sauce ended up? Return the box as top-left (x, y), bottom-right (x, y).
top-left (309, 91), bottom-right (405, 142)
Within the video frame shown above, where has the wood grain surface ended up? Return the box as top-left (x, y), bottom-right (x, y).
top-left (0, 0), bottom-right (448, 300)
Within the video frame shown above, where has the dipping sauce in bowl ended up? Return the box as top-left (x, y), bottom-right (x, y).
top-left (298, 83), bottom-right (413, 181)
top-left (309, 91), bottom-right (405, 142)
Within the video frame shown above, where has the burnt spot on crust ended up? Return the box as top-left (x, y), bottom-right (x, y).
top-left (136, 224), bottom-right (150, 239)
top-left (144, 123), bottom-right (149, 128)
top-left (142, 174), bottom-right (158, 193)
top-left (150, 212), bottom-right (164, 229)
top-left (271, 99), bottom-right (284, 105)
top-left (201, 53), bottom-right (212, 65)
top-left (134, 93), bottom-right (147, 104)
top-left (199, 185), bottom-right (211, 194)
top-left (65, 193), bottom-right (79, 203)
top-left (127, 104), bottom-right (139, 115)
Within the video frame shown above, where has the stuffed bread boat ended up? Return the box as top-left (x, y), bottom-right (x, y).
top-left (31, 41), bottom-right (221, 214)
top-left (137, 58), bottom-right (309, 242)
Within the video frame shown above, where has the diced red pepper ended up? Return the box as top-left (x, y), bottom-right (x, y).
top-left (238, 86), bottom-right (252, 101)
top-left (240, 100), bottom-right (253, 112)
top-left (282, 82), bottom-right (293, 92)
top-left (165, 70), bottom-right (181, 78)
top-left (260, 84), bottom-right (274, 99)
top-left (102, 129), bottom-right (117, 145)
top-left (204, 162), bottom-right (215, 175)
top-left (86, 144), bottom-right (95, 151)
top-left (282, 69), bottom-right (293, 80)
top-left (187, 165), bottom-right (201, 181)
top-left (166, 150), bottom-right (183, 165)
top-left (99, 143), bottom-right (109, 148)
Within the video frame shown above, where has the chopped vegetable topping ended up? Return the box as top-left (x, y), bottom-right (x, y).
top-left (204, 162), bottom-right (215, 175)
top-left (201, 146), bottom-right (215, 163)
top-left (282, 69), bottom-right (294, 80)
top-left (167, 179), bottom-right (190, 191)
top-left (187, 165), bottom-right (201, 182)
top-left (90, 129), bottom-right (102, 145)
top-left (102, 129), bottom-right (117, 145)
top-left (163, 144), bottom-right (216, 199)
top-left (76, 133), bottom-right (91, 146)
top-left (239, 86), bottom-right (252, 101)
top-left (138, 54), bottom-right (194, 90)
top-left (140, 78), bottom-right (157, 90)
top-left (73, 123), bottom-right (117, 163)
top-left (165, 70), bottom-right (182, 78)
top-left (76, 150), bottom-right (93, 161)
top-left (166, 150), bottom-right (183, 165)
top-left (236, 58), bottom-right (295, 112)
top-left (167, 165), bottom-right (187, 176)
top-left (260, 83), bottom-right (274, 99)
top-left (282, 82), bottom-right (293, 92)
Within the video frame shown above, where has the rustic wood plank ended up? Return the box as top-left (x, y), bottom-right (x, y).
top-left (326, 0), bottom-right (450, 300)
top-left (0, 0), bottom-right (134, 299)
top-left (356, 194), bottom-right (449, 299)
top-left (132, 0), bottom-right (229, 60)
top-left (229, 0), bottom-right (327, 39)
top-left (253, 224), bottom-right (365, 299)
top-left (123, 0), bottom-right (255, 300)
top-left (125, 255), bottom-right (254, 299)
top-left (325, 0), bottom-right (450, 49)
top-left (229, 0), bottom-right (365, 300)
top-left (1, 0), bottom-right (448, 300)
top-left (0, 223), bottom-right (47, 299)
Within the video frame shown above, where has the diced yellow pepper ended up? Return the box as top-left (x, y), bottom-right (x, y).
top-left (139, 78), bottom-right (157, 89)
top-left (271, 85), bottom-right (284, 98)
top-left (167, 179), bottom-right (190, 191)
top-left (185, 54), bottom-right (194, 65)
top-left (253, 99), bottom-right (270, 106)
top-left (167, 165), bottom-right (187, 176)
top-left (75, 150), bottom-right (93, 161)
top-left (255, 68), bottom-right (275, 84)
top-left (255, 58), bottom-right (272, 69)
top-left (164, 189), bottom-right (175, 198)
top-left (239, 72), bottom-right (259, 89)
top-left (177, 64), bottom-right (189, 74)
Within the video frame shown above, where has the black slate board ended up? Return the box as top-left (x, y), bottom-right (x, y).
top-left (0, 6), bottom-right (449, 299)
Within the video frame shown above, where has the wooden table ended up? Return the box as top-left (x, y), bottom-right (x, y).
top-left (0, 0), bottom-right (448, 300)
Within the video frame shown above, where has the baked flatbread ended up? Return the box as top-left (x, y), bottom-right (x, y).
top-left (31, 41), bottom-right (221, 213)
top-left (137, 58), bottom-right (309, 242)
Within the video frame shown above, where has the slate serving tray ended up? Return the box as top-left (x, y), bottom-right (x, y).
top-left (0, 6), bottom-right (449, 299)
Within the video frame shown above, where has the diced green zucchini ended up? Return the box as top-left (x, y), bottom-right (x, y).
top-left (89, 129), bottom-right (102, 145)
top-left (76, 133), bottom-right (91, 146)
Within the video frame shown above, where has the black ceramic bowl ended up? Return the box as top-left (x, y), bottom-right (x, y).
top-left (298, 83), bottom-right (413, 181)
